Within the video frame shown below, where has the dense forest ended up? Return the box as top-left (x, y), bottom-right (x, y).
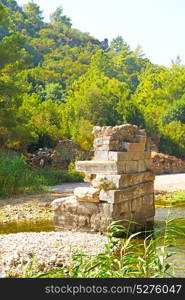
top-left (1, 0), bottom-right (185, 158)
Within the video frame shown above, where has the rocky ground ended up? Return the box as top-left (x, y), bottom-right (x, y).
top-left (0, 191), bottom-right (70, 223)
top-left (1, 176), bottom-right (185, 278)
top-left (0, 231), bottom-right (108, 278)
top-left (0, 188), bottom-right (108, 278)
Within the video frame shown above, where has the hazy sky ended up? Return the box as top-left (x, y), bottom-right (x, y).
top-left (16, 0), bottom-right (185, 66)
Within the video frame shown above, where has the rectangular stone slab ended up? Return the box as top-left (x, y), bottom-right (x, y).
top-left (124, 159), bottom-right (152, 173)
top-left (76, 159), bottom-right (151, 175)
top-left (122, 142), bottom-right (145, 152)
top-left (108, 151), bottom-right (151, 161)
top-left (91, 172), bottom-right (155, 189)
top-left (76, 160), bottom-right (126, 174)
top-left (94, 151), bottom-right (109, 161)
top-left (74, 187), bottom-right (100, 203)
top-left (99, 182), bottom-right (154, 203)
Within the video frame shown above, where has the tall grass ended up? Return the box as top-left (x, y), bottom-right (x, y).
top-left (33, 217), bottom-right (185, 278)
top-left (0, 155), bottom-right (84, 197)
top-left (0, 155), bottom-right (46, 197)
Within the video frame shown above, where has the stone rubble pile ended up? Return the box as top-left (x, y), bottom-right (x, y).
top-left (52, 124), bottom-right (155, 234)
top-left (151, 151), bottom-right (185, 175)
top-left (27, 148), bottom-right (53, 168)
top-left (27, 140), bottom-right (92, 169)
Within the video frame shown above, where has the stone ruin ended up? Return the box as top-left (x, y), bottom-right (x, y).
top-left (52, 124), bottom-right (155, 234)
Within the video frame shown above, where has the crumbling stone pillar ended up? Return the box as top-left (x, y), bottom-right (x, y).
top-left (52, 124), bottom-right (155, 233)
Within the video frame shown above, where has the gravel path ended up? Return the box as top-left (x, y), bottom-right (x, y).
top-left (0, 231), bottom-right (108, 278)
top-left (50, 182), bottom-right (89, 193)
top-left (154, 173), bottom-right (185, 192)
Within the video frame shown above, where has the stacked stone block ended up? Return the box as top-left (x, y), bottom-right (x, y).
top-left (52, 124), bottom-right (155, 233)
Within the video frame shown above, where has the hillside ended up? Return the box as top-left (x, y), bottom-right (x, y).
top-left (0, 0), bottom-right (185, 159)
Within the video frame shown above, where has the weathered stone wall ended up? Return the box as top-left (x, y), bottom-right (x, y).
top-left (52, 124), bottom-right (155, 234)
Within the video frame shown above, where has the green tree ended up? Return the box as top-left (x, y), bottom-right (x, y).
top-left (62, 69), bottom-right (130, 141)
top-left (161, 100), bottom-right (185, 125)
top-left (159, 121), bottom-right (185, 159)
top-left (23, 1), bottom-right (44, 35)
top-left (36, 82), bottom-right (66, 102)
top-left (110, 36), bottom-right (130, 53)
top-left (120, 101), bottom-right (145, 128)
top-left (50, 6), bottom-right (72, 27)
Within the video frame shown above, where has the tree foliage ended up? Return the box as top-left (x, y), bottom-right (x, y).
top-left (1, 0), bottom-right (185, 158)
top-left (161, 100), bottom-right (185, 125)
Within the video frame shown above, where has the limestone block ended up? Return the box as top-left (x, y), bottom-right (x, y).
top-left (74, 187), bottom-right (100, 203)
top-left (94, 140), bottom-right (123, 151)
top-left (99, 188), bottom-right (131, 203)
top-left (94, 144), bottom-right (112, 151)
top-left (93, 136), bottom-right (111, 147)
top-left (135, 135), bottom-right (147, 144)
top-left (125, 160), bottom-right (152, 173)
top-left (137, 160), bottom-right (146, 172)
top-left (76, 160), bottom-right (126, 175)
top-left (51, 196), bottom-right (75, 211)
top-left (108, 151), bottom-right (130, 161)
top-left (131, 197), bottom-right (143, 212)
top-left (142, 193), bottom-right (155, 207)
top-left (76, 201), bottom-right (100, 215)
top-left (76, 160), bottom-right (117, 174)
top-left (125, 160), bottom-right (138, 173)
top-left (116, 161), bottom-right (127, 173)
top-left (55, 213), bottom-right (91, 232)
top-left (52, 195), bottom-right (100, 215)
top-left (142, 182), bottom-right (154, 195)
top-left (94, 140), bottom-right (147, 152)
top-left (94, 136), bottom-right (117, 147)
top-left (90, 213), bottom-right (113, 232)
top-left (100, 201), bottom-right (131, 218)
top-left (134, 206), bottom-right (155, 222)
top-left (123, 142), bottom-right (145, 152)
top-left (94, 151), bottom-right (152, 163)
top-left (99, 182), bottom-right (154, 203)
top-left (92, 172), bottom-right (155, 189)
top-left (108, 151), bottom-right (151, 161)
top-left (94, 151), bottom-right (109, 161)
top-left (144, 152), bottom-right (152, 159)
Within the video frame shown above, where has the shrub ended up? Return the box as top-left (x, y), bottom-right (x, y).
top-left (161, 100), bottom-right (185, 125)
top-left (159, 121), bottom-right (185, 159)
top-left (35, 164), bottom-right (84, 186)
top-left (0, 155), bottom-right (46, 197)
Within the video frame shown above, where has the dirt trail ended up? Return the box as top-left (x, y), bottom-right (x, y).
top-left (154, 173), bottom-right (185, 192)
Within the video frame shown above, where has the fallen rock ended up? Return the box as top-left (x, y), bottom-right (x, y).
top-left (151, 151), bottom-right (185, 175)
